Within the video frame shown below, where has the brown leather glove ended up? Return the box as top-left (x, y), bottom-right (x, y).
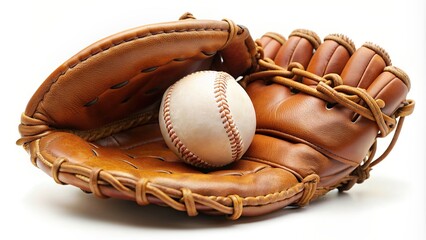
top-left (17, 14), bottom-right (414, 220)
top-left (242, 30), bottom-right (414, 197)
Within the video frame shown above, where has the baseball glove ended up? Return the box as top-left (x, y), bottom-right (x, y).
top-left (17, 13), bottom-right (414, 220)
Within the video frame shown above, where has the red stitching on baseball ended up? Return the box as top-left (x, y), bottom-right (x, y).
top-left (162, 84), bottom-right (218, 168)
top-left (214, 72), bottom-right (244, 161)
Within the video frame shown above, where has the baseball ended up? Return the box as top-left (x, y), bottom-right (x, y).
top-left (159, 71), bottom-right (256, 168)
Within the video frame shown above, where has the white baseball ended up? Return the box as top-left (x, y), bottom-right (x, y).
top-left (159, 71), bottom-right (256, 168)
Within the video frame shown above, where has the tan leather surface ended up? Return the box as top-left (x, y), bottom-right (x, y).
top-left (19, 17), bottom-right (304, 218)
top-left (245, 32), bottom-right (409, 188)
top-left (25, 19), bottom-right (256, 131)
top-left (38, 127), bottom-right (298, 198)
top-left (18, 15), bottom-right (413, 218)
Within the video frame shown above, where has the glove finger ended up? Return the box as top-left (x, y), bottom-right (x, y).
top-left (365, 66), bottom-right (410, 117)
top-left (303, 34), bottom-right (355, 85)
top-left (350, 66), bottom-right (411, 134)
top-left (274, 29), bottom-right (321, 69)
top-left (258, 32), bottom-right (286, 59)
top-left (245, 29), bottom-right (321, 119)
top-left (323, 42), bottom-right (392, 121)
top-left (341, 43), bottom-right (391, 88)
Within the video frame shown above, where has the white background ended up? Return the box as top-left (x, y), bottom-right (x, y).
top-left (2, 0), bottom-right (425, 239)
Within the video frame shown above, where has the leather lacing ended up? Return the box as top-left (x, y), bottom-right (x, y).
top-left (33, 138), bottom-right (319, 220)
top-left (17, 47), bottom-right (414, 219)
top-left (241, 41), bottom-right (415, 191)
top-left (16, 13), bottom-right (414, 218)
top-left (15, 14), bottom-right (322, 219)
